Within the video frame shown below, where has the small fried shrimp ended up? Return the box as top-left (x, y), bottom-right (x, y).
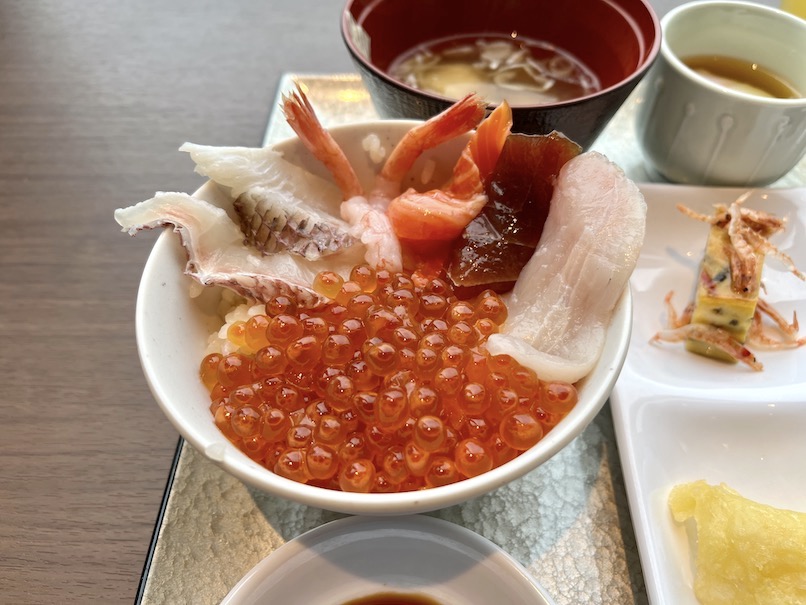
top-left (679, 192), bottom-right (805, 294)
top-left (742, 227), bottom-right (806, 282)
top-left (676, 203), bottom-right (720, 224)
top-left (652, 324), bottom-right (763, 371)
top-left (725, 194), bottom-right (759, 294)
top-left (746, 311), bottom-right (804, 350)
top-left (752, 299), bottom-right (806, 349)
top-left (663, 291), bottom-right (693, 328)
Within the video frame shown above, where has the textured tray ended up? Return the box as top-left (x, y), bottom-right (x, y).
top-left (136, 72), bottom-right (805, 605)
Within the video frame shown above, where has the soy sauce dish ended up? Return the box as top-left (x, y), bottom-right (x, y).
top-left (219, 516), bottom-right (556, 605)
top-left (341, 0), bottom-right (660, 147)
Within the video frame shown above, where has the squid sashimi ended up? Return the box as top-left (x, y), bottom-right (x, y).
top-left (180, 143), bottom-right (355, 261)
top-left (114, 192), bottom-right (363, 305)
top-left (486, 152), bottom-right (646, 383)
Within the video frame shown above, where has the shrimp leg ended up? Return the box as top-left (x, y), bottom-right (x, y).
top-left (651, 324), bottom-right (763, 371)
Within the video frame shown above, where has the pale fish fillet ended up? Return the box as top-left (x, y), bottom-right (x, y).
top-left (114, 192), bottom-right (363, 305)
top-left (486, 152), bottom-right (646, 383)
top-left (180, 142), bottom-right (341, 206)
top-left (181, 143), bottom-right (356, 260)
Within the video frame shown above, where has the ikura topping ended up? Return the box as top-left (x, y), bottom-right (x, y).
top-left (201, 263), bottom-right (578, 493)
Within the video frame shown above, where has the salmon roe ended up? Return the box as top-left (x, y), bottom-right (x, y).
top-left (200, 263), bottom-right (578, 493)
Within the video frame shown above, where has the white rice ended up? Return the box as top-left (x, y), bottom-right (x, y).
top-left (361, 133), bottom-right (386, 165)
top-left (205, 290), bottom-right (263, 356)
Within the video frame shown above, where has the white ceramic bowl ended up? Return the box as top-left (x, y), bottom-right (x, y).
top-left (135, 120), bottom-right (632, 515)
top-left (221, 515), bottom-right (556, 604)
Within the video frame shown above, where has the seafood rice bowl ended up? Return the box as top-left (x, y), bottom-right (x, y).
top-left (119, 92), bottom-right (640, 515)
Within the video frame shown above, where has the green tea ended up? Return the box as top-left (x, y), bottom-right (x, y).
top-left (683, 54), bottom-right (800, 99)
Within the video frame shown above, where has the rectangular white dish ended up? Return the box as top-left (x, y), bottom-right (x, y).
top-left (611, 184), bottom-right (806, 604)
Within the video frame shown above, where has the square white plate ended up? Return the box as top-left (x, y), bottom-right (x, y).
top-left (610, 184), bottom-right (806, 605)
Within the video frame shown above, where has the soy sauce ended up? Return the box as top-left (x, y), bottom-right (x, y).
top-left (342, 592), bottom-right (442, 605)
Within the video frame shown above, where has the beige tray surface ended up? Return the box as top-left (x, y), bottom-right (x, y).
top-left (138, 72), bottom-right (804, 605)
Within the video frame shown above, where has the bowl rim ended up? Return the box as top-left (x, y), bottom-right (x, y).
top-left (220, 515), bottom-right (557, 604)
top-left (135, 119), bottom-right (634, 515)
top-left (340, 0), bottom-right (662, 110)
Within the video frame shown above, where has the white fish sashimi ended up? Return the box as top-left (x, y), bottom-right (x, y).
top-left (114, 192), bottom-right (363, 305)
top-left (180, 143), bottom-right (357, 261)
top-left (180, 142), bottom-right (342, 209)
top-left (486, 152), bottom-right (646, 383)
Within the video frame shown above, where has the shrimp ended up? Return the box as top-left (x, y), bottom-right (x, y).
top-left (678, 194), bottom-right (801, 294)
top-left (656, 291), bottom-right (805, 368)
top-left (281, 85), bottom-right (364, 200)
top-left (281, 86), bottom-right (491, 270)
top-left (377, 94), bottom-right (488, 195)
top-left (386, 100), bottom-right (513, 242)
top-left (651, 323), bottom-right (764, 371)
top-left (282, 85), bottom-right (402, 269)
top-left (751, 299), bottom-right (806, 349)
top-left (662, 291), bottom-right (693, 328)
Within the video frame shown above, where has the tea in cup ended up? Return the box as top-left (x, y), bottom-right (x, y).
top-left (636, 1), bottom-right (806, 186)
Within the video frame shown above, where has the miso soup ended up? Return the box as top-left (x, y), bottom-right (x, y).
top-left (683, 54), bottom-right (800, 99)
top-left (388, 33), bottom-right (600, 105)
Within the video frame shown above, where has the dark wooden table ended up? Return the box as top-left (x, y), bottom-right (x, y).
top-left (0, 2), bottom-right (351, 602)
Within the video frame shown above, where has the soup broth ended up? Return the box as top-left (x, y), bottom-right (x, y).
top-left (388, 34), bottom-right (600, 105)
top-left (683, 54), bottom-right (800, 99)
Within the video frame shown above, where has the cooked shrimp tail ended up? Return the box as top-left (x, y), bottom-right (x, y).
top-left (282, 84), bottom-right (364, 199)
top-left (379, 93), bottom-right (487, 186)
top-left (387, 101), bottom-right (512, 243)
top-left (450, 100), bottom-right (513, 197)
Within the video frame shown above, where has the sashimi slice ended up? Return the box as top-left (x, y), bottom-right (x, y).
top-left (114, 192), bottom-right (363, 305)
top-left (179, 142), bottom-right (342, 213)
top-left (181, 143), bottom-right (357, 260)
top-left (486, 152), bottom-right (646, 383)
top-left (447, 132), bottom-right (582, 294)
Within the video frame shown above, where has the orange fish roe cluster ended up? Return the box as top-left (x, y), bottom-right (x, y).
top-left (200, 264), bottom-right (579, 493)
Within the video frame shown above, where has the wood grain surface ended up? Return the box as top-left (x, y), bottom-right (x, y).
top-left (0, 2), bottom-right (351, 602)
